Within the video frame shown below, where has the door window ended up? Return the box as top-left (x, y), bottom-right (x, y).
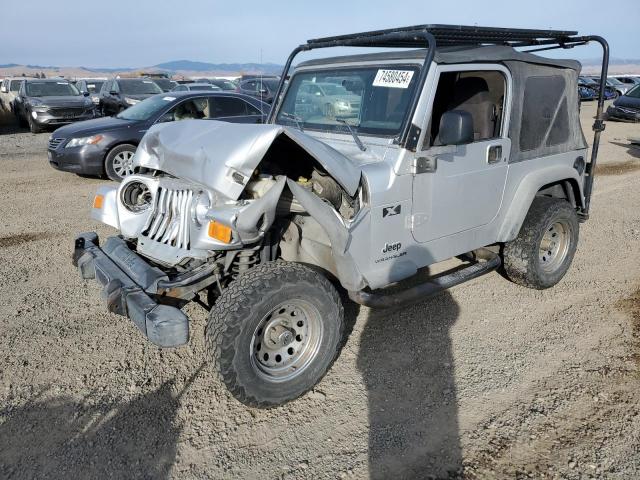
top-left (209, 96), bottom-right (260, 117)
top-left (426, 70), bottom-right (506, 147)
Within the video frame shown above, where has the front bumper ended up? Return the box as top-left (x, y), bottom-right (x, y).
top-left (72, 232), bottom-right (189, 347)
top-left (607, 105), bottom-right (640, 122)
top-left (32, 110), bottom-right (95, 127)
top-left (48, 143), bottom-right (107, 175)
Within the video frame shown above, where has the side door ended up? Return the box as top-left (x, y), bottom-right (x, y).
top-left (411, 65), bottom-right (511, 244)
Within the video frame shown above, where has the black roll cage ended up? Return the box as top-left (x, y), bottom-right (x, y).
top-left (268, 24), bottom-right (609, 217)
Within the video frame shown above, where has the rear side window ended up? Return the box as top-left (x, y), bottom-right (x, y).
top-left (520, 76), bottom-right (567, 151)
top-left (210, 97), bottom-right (260, 117)
top-left (10, 80), bottom-right (22, 92)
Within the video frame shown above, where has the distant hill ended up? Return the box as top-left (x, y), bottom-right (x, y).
top-left (2, 57), bottom-right (639, 79)
top-left (152, 60), bottom-right (283, 75)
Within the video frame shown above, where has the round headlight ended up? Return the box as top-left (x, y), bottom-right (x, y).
top-left (191, 190), bottom-right (213, 226)
top-left (121, 181), bottom-right (152, 213)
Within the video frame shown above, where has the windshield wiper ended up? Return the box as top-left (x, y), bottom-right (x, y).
top-left (336, 118), bottom-right (366, 152)
top-left (281, 112), bottom-right (304, 132)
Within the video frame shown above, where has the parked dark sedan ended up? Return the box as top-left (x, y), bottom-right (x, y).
top-left (98, 78), bottom-right (163, 116)
top-left (48, 91), bottom-right (269, 181)
top-left (606, 85), bottom-right (640, 122)
top-left (236, 77), bottom-right (280, 103)
top-left (14, 79), bottom-right (97, 133)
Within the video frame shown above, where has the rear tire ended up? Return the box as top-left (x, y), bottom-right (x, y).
top-left (104, 144), bottom-right (137, 182)
top-left (503, 196), bottom-right (579, 289)
top-left (205, 261), bottom-right (344, 408)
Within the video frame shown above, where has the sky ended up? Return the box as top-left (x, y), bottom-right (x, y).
top-left (1, 0), bottom-right (638, 68)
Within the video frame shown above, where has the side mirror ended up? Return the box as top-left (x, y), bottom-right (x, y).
top-left (109, 90), bottom-right (118, 96)
top-left (0, 87), bottom-right (6, 93)
top-left (83, 91), bottom-right (90, 97)
top-left (438, 110), bottom-right (474, 146)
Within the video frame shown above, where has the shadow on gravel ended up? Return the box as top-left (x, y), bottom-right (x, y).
top-left (354, 263), bottom-right (462, 479)
top-left (0, 378), bottom-right (189, 479)
top-left (609, 141), bottom-right (640, 160)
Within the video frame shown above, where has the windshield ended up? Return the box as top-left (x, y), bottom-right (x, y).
top-left (117, 94), bottom-right (173, 120)
top-left (26, 81), bottom-right (79, 97)
top-left (607, 77), bottom-right (624, 86)
top-left (211, 79), bottom-right (236, 90)
top-left (120, 79), bottom-right (163, 95)
top-left (86, 81), bottom-right (104, 93)
top-left (262, 79), bottom-right (279, 91)
top-left (152, 79), bottom-right (175, 91)
top-left (626, 85), bottom-right (640, 98)
top-left (580, 77), bottom-right (597, 85)
top-left (276, 66), bottom-right (419, 136)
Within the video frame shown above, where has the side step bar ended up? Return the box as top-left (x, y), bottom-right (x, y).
top-left (348, 250), bottom-right (501, 308)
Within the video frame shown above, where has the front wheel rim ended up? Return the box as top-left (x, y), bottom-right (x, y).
top-left (112, 150), bottom-right (134, 178)
top-left (250, 299), bottom-right (324, 382)
top-left (539, 220), bottom-right (571, 273)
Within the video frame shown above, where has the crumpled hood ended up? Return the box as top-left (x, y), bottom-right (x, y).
top-left (134, 120), bottom-right (364, 200)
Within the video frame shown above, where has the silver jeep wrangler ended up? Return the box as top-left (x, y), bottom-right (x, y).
top-left (73, 25), bottom-right (610, 407)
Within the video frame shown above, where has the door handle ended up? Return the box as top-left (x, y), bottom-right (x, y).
top-left (487, 144), bottom-right (503, 164)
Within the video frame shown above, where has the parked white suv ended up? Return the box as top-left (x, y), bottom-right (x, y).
top-left (0, 77), bottom-right (33, 113)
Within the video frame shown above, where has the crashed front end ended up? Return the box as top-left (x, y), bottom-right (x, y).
top-left (74, 120), bottom-right (368, 347)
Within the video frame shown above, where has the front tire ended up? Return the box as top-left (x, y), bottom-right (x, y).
top-left (104, 144), bottom-right (136, 181)
top-left (503, 196), bottom-right (579, 289)
top-left (28, 115), bottom-right (42, 133)
top-left (205, 261), bottom-right (344, 408)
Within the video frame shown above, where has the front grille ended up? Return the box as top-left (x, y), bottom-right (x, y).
top-left (49, 107), bottom-right (85, 118)
top-left (48, 137), bottom-right (65, 149)
top-left (141, 187), bottom-right (194, 249)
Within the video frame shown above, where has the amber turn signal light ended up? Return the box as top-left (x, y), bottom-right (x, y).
top-left (208, 221), bottom-right (232, 243)
top-left (93, 194), bottom-right (104, 209)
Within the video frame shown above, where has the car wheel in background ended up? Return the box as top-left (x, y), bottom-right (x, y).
top-left (105, 144), bottom-right (137, 182)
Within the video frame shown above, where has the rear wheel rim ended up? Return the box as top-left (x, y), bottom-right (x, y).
top-left (250, 299), bottom-right (323, 382)
top-left (112, 151), bottom-right (134, 178)
top-left (539, 220), bottom-right (571, 273)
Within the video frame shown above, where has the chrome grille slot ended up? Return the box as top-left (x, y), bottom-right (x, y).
top-left (142, 186), bottom-right (193, 249)
top-left (48, 137), bottom-right (65, 149)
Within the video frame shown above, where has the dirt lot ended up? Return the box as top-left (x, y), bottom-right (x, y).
top-left (0, 102), bottom-right (639, 479)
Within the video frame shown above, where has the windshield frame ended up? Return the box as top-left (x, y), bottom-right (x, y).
top-left (275, 63), bottom-right (422, 139)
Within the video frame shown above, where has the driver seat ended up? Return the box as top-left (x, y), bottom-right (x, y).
top-left (446, 77), bottom-right (496, 141)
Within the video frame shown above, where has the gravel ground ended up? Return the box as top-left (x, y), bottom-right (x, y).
top-left (1, 102), bottom-right (640, 479)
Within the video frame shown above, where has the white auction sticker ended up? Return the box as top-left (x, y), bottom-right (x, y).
top-left (372, 69), bottom-right (414, 88)
top-left (162, 96), bottom-right (176, 101)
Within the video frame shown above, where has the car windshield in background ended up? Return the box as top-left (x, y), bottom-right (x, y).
top-left (262, 79), bottom-right (280, 91)
top-left (211, 79), bottom-right (236, 90)
top-left (116, 95), bottom-right (173, 121)
top-left (120, 80), bottom-right (163, 95)
top-left (26, 81), bottom-right (80, 97)
top-left (626, 85), bottom-right (640, 98)
top-left (276, 66), bottom-right (419, 136)
top-left (152, 79), bottom-right (174, 91)
top-left (86, 81), bottom-right (104, 93)
top-left (607, 78), bottom-right (624, 86)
